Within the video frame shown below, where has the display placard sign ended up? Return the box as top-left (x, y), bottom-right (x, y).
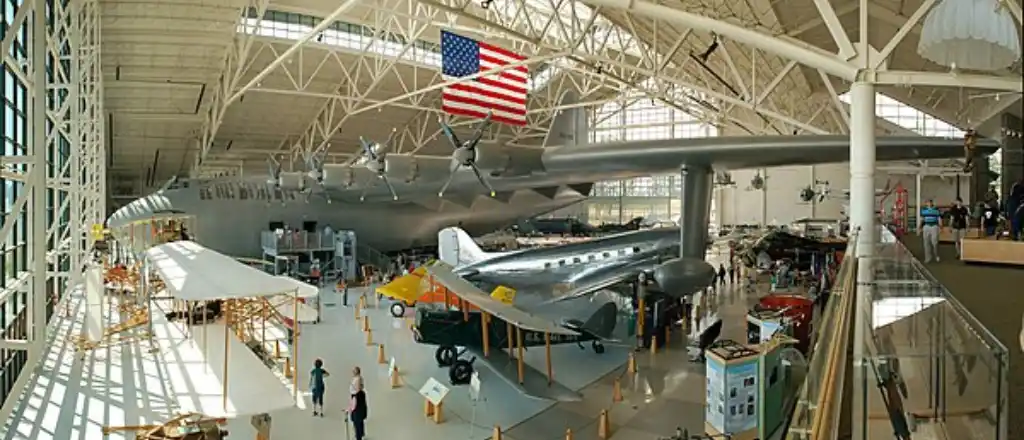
top-left (418, 377), bottom-right (450, 406)
top-left (469, 371), bottom-right (481, 401)
top-left (251, 413), bottom-right (272, 438)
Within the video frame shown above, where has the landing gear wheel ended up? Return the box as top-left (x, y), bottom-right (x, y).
top-left (389, 302), bottom-right (406, 318)
top-left (449, 359), bottom-right (474, 385)
top-left (592, 340), bottom-right (605, 354)
top-left (435, 346), bottom-right (457, 367)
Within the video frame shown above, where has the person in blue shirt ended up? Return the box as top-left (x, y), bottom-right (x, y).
top-left (919, 199), bottom-right (942, 263)
top-left (310, 358), bottom-right (330, 417)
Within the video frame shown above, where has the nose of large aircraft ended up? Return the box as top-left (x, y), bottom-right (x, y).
top-left (107, 193), bottom-right (180, 229)
top-left (652, 257), bottom-right (716, 297)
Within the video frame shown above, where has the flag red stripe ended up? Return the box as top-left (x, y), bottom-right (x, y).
top-left (446, 83), bottom-right (526, 106)
top-left (474, 76), bottom-right (527, 95)
top-left (442, 104), bottom-right (527, 126)
top-left (479, 53), bottom-right (528, 73)
top-left (441, 92), bottom-right (527, 116)
top-left (479, 41), bottom-right (527, 61)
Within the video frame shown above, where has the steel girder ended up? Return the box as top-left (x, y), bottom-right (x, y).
top-left (0, 0), bottom-right (105, 423)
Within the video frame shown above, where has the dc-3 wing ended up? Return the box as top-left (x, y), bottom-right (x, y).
top-left (423, 262), bottom-right (586, 401)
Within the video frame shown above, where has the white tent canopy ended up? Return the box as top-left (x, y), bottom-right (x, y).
top-left (145, 241), bottom-right (299, 301)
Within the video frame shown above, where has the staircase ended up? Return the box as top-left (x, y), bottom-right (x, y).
top-left (357, 243), bottom-right (393, 274)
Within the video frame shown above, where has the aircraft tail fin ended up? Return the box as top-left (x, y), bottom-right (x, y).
top-left (438, 227), bottom-right (490, 266)
top-left (489, 285), bottom-right (516, 305)
top-left (542, 89), bottom-right (588, 148)
top-left (578, 302), bottom-right (619, 340)
top-left (375, 267), bottom-right (427, 304)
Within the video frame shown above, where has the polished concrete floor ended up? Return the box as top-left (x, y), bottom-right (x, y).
top-left (1, 266), bottom-right (770, 440)
top-left (900, 235), bottom-right (1024, 440)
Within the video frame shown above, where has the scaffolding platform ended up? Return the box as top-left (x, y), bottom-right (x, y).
top-left (261, 230), bottom-right (336, 255)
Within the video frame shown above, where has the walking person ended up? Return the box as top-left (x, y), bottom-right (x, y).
top-left (717, 264), bottom-right (727, 286)
top-left (310, 359), bottom-right (330, 417)
top-left (919, 199), bottom-right (943, 263)
top-left (727, 264), bottom-right (735, 285)
top-left (948, 198), bottom-right (970, 259)
top-left (348, 366), bottom-right (368, 440)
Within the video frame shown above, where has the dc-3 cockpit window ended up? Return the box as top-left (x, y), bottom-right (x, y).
top-left (199, 187), bottom-right (212, 200)
top-left (558, 260), bottom-right (566, 267)
top-left (573, 257), bottom-right (582, 264)
top-left (588, 255), bottom-right (597, 261)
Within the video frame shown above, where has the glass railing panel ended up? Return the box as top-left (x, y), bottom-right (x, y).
top-left (785, 235), bottom-right (858, 439)
top-left (849, 227), bottom-right (1009, 440)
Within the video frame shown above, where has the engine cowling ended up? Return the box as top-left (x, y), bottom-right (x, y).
top-left (651, 257), bottom-right (716, 297)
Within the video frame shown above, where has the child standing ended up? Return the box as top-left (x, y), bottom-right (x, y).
top-left (310, 359), bottom-right (330, 417)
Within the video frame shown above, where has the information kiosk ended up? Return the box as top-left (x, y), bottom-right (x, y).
top-left (704, 336), bottom-right (789, 440)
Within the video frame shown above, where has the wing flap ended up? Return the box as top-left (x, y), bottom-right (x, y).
top-left (467, 347), bottom-right (582, 402)
top-left (424, 263), bottom-right (578, 336)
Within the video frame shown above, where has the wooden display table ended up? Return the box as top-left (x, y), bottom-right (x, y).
top-left (960, 238), bottom-right (1024, 266)
top-left (939, 227), bottom-right (981, 243)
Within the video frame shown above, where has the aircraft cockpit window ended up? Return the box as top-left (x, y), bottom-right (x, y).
top-left (588, 255), bottom-right (597, 261)
top-left (617, 249), bottom-right (626, 256)
top-left (199, 188), bottom-right (211, 200)
top-left (602, 252), bottom-right (610, 258)
top-left (632, 246), bottom-right (640, 253)
top-left (572, 257), bottom-right (581, 264)
top-left (544, 262), bottom-right (552, 269)
top-left (558, 260), bottom-right (566, 267)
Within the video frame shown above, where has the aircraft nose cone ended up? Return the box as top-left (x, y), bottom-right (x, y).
top-left (652, 257), bottom-right (716, 297)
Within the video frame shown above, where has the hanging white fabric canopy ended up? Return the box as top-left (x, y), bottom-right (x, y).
top-left (918, 0), bottom-right (1022, 71)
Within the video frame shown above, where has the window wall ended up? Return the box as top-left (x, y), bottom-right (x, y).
top-left (584, 93), bottom-right (718, 225)
top-left (0, 0), bottom-right (72, 405)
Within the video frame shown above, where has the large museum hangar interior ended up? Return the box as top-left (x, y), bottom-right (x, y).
top-left (0, 0), bottom-right (1020, 438)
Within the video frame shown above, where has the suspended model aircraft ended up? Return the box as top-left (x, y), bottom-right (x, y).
top-left (108, 90), bottom-right (998, 258)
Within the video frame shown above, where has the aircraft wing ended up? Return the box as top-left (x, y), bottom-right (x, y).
top-left (424, 263), bottom-right (579, 336)
top-left (464, 345), bottom-right (583, 402)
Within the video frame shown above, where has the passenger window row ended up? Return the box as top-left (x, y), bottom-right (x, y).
top-left (198, 183), bottom-right (300, 201)
top-left (542, 246), bottom-right (642, 268)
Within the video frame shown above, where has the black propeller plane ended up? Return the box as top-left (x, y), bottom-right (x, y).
top-left (413, 263), bottom-right (617, 402)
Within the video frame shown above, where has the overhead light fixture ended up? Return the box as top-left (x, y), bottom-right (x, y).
top-left (918, 0), bottom-right (1022, 71)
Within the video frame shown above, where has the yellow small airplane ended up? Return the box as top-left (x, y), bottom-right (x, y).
top-left (376, 266), bottom-right (515, 317)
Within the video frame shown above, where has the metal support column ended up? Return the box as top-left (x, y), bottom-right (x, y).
top-left (849, 79), bottom-right (877, 440)
top-left (30, 0), bottom-right (48, 355)
top-left (677, 164), bottom-right (713, 260)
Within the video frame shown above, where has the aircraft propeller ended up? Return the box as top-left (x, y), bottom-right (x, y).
top-left (437, 113), bottom-right (497, 198)
top-left (266, 154), bottom-right (283, 188)
top-left (302, 145), bottom-right (331, 204)
top-left (357, 127), bottom-right (399, 202)
top-left (265, 154), bottom-right (286, 206)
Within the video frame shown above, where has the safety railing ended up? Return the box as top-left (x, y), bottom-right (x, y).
top-left (847, 227), bottom-right (1009, 440)
top-left (785, 233), bottom-right (858, 439)
top-left (260, 230), bottom-right (336, 253)
top-left (356, 242), bottom-right (393, 274)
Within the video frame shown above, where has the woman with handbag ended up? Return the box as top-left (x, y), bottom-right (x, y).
top-left (348, 366), bottom-right (368, 440)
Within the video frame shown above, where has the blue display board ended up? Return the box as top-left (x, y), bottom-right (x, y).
top-left (705, 357), bottom-right (726, 429)
top-left (724, 360), bottom-right (759, 433)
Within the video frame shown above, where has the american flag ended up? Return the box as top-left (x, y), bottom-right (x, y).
top-left (440, 30), bottom-right (528, 126)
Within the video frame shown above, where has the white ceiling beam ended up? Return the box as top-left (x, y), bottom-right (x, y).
top-left (873, 0), bottom-right (937, 70)
top-left (1000, 0), bottom-right (1022, 26)
top-left (755, 60), bottom-right (796, 107)
top-left (227, 0), bottom-right (361, 106)
top-left (871, 70), bottom-right (1023, 92)
top-left (811, 0), bottom-right (856, 59)
top-left (582, 0), bottom-right (858, 79)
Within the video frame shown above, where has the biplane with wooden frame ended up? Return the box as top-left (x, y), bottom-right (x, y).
top-left (415, 263), bottom-right (617, 402)
top-left (102, 413), bottom-right (229, 440)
